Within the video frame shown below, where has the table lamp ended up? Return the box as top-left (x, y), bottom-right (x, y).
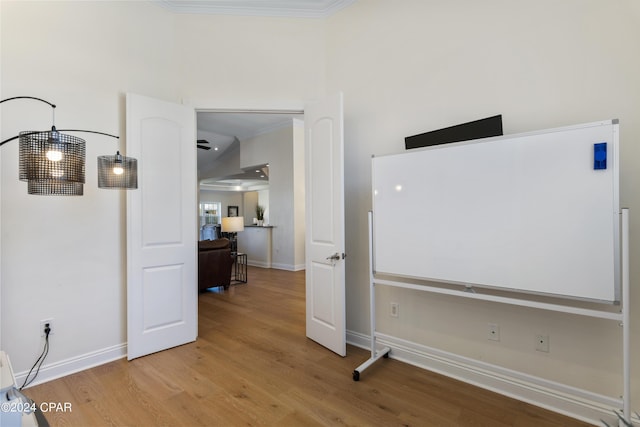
top-left (221, 216), bottom-right (244, 253)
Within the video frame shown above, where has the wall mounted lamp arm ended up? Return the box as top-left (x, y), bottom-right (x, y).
top-left (1, 96), bottom-right (58, 146)
top-left (1, 129), bottom-right (119, 146)
top-left (0, 96), bottom-right (56, 108)
top-left (57, 129), bottom-right (119, 139)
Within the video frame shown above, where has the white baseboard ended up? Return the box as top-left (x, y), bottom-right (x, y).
top-left (346, 330), bottom-right (623, 426)
top-left (292, 263), bottom-right (305, 271)
top-left (270, 262), bottom-right (305, 271)
top-left (246, 259), bottom-right (272, 268)
top-left (270, 262), bottom-right (292, 271)
top-left (17, 343), bottom-right (127, 389)
top-left (246, 261), bottom-right (305, 271)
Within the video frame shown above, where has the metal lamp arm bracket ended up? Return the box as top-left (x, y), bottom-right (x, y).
top-left (0, 96), bottom-right (56, 108)
top-left (1, 129), bottom-right (119, 146)
top-left (0, 96), bottom-right (120, 145)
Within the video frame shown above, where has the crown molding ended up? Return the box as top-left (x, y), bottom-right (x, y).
top-left (153, 0), bottom-right (356, 18)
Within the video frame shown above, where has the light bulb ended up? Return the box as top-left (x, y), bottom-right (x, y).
top-left (46, 149), bottom-right (63, 162)
top-left (112, 151), bottom-right (124, 175)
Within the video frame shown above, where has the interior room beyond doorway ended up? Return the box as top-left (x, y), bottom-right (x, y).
top-left (197, 110), bottom-right (306, 272)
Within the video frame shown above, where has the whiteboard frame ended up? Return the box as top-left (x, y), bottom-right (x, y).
top-left (371, 120), bottom-right (621, 303)
top-left (355, 209), bottom-right (631, 425)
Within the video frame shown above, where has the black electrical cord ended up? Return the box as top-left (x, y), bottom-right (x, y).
top-left (19, 326), bottom-right (51, 390)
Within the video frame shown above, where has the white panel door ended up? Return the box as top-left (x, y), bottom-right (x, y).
top-left (305, 93), bottom-right (346, 356)
top-left (126, 93), bottom-right (197, 360)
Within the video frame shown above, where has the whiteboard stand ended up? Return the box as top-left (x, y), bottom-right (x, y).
top-left (621, 208), bottom-right (630, 427)
top-left (353, 210), bottom-right (631, 427)
top-left (353, 211), bottom-right (391, 381)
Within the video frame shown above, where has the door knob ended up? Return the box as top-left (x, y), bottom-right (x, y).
top-left (326, 253), bottom-right (341, 261)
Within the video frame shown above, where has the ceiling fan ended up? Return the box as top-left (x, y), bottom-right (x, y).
top-left (197, 139), bottom-right (211, 150)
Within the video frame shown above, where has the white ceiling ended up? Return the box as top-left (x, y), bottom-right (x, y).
top-left (153, 0), bottom-right (356, 18)
top-left (197, 111), bottom-right (303, 191)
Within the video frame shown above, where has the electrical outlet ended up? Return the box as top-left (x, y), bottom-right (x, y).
top-left (40, 319), bottom-right (54, 337)
top-left (488, 323), bottom-right (500, 341)
top-left (535, 334), bottom-right (549, 352)
top-left (390, 302), bottom-right (399, 318)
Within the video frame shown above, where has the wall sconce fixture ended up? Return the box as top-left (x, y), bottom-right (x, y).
top-left (1, 96), bottom-right (138, 195)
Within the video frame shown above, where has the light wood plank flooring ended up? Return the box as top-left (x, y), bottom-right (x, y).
top-left (25, 267), bottom-right (590, 426)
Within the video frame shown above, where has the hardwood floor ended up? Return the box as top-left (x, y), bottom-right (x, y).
top-left (25, 267), bottom-right (590, 426)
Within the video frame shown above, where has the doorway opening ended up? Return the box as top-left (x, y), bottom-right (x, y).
top-left (196, 109), bottom-right (305, 272)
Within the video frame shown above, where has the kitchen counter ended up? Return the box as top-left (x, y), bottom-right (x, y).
top-left (237, 226), bottom-right (273, 268)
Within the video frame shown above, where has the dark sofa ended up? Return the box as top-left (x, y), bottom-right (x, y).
top-left (198, 238), bottom-right (233, 291)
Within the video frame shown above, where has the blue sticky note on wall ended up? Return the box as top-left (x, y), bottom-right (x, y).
top-left (594, 142), bottom-right (607, 170)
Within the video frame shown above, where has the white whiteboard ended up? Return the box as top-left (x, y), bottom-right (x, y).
top-left (372, 120), bottom-right (620, 302)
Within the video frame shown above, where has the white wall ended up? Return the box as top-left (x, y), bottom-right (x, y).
top-left (173, 12), bottom-right (326, 108)
top-left (0, 0), bottom-right (324, 378)
top-left (2, 0), bottom-right (639, 421)
top-left (241, 124), bottom-right (304, 270)
top-left (326, 0), bottom-right (640, 413)
top-left (1, 0), bottom-right (180, 377)
top-left (243, 191), bottom-right (259, 225)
